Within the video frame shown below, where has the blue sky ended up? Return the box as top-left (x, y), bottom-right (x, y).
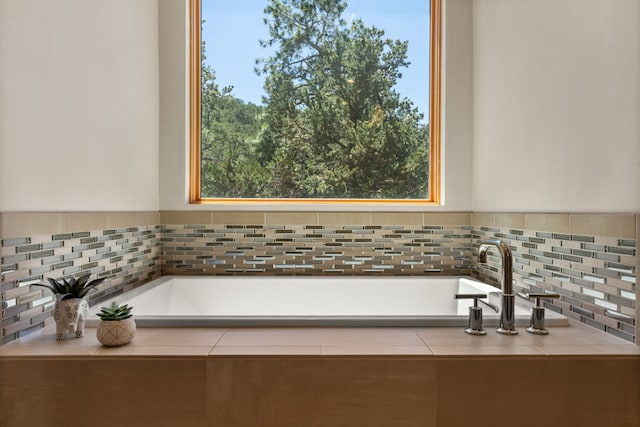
top-left (202, 0), bottom-right (431, 121)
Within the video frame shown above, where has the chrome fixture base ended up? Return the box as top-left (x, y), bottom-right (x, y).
top-left (525, 293), bottom-right (560, 336)
top-left (455, 293), bottom-right (488, 336)
top-left (526, 326), bottom-right (549, 335)
top-left (496, 327), bottom-right (518, 335)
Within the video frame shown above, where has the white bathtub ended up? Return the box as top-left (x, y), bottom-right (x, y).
top-left (88, 276), bottom-right (568, 328)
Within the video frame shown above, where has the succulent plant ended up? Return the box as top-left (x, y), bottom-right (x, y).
top-left (96, 301), bottom-right (134, 321)
top-left (31, 274), bottom-right (106, 300)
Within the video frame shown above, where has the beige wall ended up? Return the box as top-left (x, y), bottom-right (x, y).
top-left (158, 0), bottom-right (189, 211)
top-left (472, 0), bottom-right (640, 212)
top-left (0, 0), bottom-right (160, 212)
top-left (0, 0), bottom-right (638, 214)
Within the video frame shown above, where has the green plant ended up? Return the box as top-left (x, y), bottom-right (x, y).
top-left (31, 274), bottom-right (106, 300)
top-left (96, 301), bottom-right (133, 321)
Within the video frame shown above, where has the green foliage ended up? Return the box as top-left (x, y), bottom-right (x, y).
top-left (31, 274), bottom-right (106, 300)
top-left (200, 38), bottom-right (269, 197)
top-left (96, 302), bottom-right (133, 321)
top-left (200, 0), bottom-right (429, 199)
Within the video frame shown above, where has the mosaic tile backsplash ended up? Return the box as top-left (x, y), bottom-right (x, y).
top-left (1, 218), bottom-right (637, 344)
top-left (161, 224), bottom-right (474, 276)
top-left (1, 226), bottom-right (161, 345)
top-left (473, 227), bottom-right (636, 342)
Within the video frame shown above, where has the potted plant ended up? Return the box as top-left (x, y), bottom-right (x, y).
top-left (96, 301), bottom-right (136, 347)
top-left (31, 274), bottom-right (106, 340)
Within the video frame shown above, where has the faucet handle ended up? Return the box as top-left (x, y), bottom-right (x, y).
top-left (525, 292), bottom-right (560, 335)
top-left (454, 293), bottom-right (487, 303)
top-left (455, 293), bottom-right (488, 335)
top-left (527, 292), bottom-right (560, 307)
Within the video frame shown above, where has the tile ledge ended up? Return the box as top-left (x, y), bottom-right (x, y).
top-left (1, 324), bottom-right (637, 358)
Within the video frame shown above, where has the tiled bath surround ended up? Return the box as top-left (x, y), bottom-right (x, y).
top-left (1, 212), bottom-right (638, 345)
top-left (473, 227), bottom-right (636, 342)
top-left (1, 225), bottom-right (162, 345)
top-left (161, 223), bottom-right (474, 276)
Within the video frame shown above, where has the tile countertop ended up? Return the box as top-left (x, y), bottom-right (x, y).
top-left (1, 321), bottom-right (639, 358)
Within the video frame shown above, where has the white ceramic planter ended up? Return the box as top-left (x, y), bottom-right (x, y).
top-left (53, 298), bottom-right (89, 340)
top-left (96, 317), bottom-right (137, 346)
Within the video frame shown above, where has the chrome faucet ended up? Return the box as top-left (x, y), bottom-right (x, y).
top-left (478, 239), bottom-right (518, 335)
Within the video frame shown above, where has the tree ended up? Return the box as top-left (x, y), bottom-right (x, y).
top-left (256, 0), bottom-right (429, 199)
top-left (200, 39), bottom-right (267, 198)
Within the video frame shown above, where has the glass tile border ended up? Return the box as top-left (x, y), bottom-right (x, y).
top-left (473, 226), bottom-right (636, 342)
top-left (160, 223), bottom-right (474, 276)
top-left (1, 226), bottom-right (162, 345)
top-left (1, 219), bottom-right (636, 345)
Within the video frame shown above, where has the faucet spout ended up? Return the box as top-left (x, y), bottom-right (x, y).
top-left (478, 239), bottom-right (518, 335)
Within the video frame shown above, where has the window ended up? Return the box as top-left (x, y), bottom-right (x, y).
top-left (190, 0), bottom-right (440, 204)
